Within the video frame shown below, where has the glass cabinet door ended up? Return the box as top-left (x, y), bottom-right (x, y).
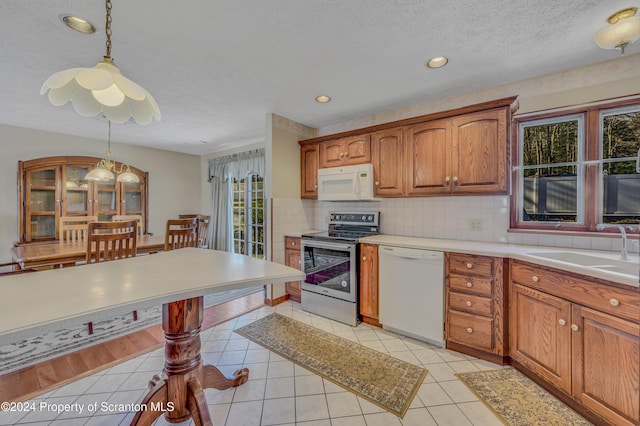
top-left (122, 181), bottom-right (143, 214)
top-left (25, 167), bottom-right (60, 241)
top-left (92, 180), bottom-right (118, 222)
top-left (63, 166), bottom-right (89, 215)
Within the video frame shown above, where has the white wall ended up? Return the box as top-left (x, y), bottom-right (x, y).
top-left (0, 124), bottom-right (202, 264)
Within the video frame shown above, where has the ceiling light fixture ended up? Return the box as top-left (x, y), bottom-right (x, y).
top-left (61, 15), bottom-right (96, 34)
top-left (41, 0), bottom-right (160, 124)
top-left (426, 57), bottom-right (448, 69)
top-left (85, 120), bottom-right (140, 182)
top-left (594, 7), bottom-right (640, 55)
top-left (315, 95), bottom-right (331, 103)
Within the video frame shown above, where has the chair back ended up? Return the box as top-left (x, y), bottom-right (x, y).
top-left (59, 216), bottom-right (97, 244)
top-left (179, 214), bottom-right (210, 248)
top-left (165, 218), bottom-right (198, 251)
top-left (112, 214), bottom-right (144, 235)
top-left (87, 221), bottom-right (138, 263)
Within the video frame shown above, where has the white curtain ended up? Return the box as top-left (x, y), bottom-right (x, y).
top-left (207, 149), bottom-right (265, 252)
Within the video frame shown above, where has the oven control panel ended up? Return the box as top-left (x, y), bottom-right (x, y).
top-left (329, 211), bottom-right (379, 226)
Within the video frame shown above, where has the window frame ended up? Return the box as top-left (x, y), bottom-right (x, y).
top-left (231, 172), bottom-right (265, 259)
top-left (511, 96), bottom-right (640, 234)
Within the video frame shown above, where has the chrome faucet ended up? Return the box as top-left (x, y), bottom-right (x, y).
top-left (596, 224), bottom-right (631, 261)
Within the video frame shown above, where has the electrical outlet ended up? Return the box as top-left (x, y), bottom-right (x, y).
top-left (470, 219), bottom-right (482, 231)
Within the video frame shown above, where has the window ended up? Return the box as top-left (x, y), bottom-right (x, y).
top-left (512, 98), bottom-right (640, 232)
top-left (232, 173), bottom-right (265, 258)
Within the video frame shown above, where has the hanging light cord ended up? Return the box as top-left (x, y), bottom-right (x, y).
top-left (106, 120), bottom-right (112, 158)
top-left (105, 0), bottom-right (112, 59)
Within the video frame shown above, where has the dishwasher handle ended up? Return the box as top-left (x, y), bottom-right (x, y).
top-left (379, 245), bottom-right (442, 260)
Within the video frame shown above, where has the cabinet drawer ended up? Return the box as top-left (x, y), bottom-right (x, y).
top-left (449, 253), bottom-right (493, 276)
top-left (285, 236), bottom-right (301, 251)
top-left (511, 260), bottom-right (640, 322)
top-left (449, 291), bottom-right (492, 316)
top-left (449, 274), bottom-right (493, 296)
top-left (447, 310), bottom-right (493, 350)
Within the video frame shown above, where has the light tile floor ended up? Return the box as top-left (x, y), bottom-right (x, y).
top-left (0, 302), bottom-right (507, 425)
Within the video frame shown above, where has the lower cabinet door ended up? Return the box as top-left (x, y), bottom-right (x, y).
top-left (510, 284), bottom-right (572, 394)
top-left (572, 306), bottom-right (640, 426)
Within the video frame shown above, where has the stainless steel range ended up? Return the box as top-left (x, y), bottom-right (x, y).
top-left (300, 212), bottom-right (379, 326)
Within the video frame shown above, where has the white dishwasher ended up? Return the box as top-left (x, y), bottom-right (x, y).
top-left (378, 245), bottom-right (445, 347)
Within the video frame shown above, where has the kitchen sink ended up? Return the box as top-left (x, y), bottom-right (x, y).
top-left (526, 251), bottom-right (639, 278)
top-left (526, 251), bottom-right (615, 266)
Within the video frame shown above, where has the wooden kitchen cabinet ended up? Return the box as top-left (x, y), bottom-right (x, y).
top-left (359, 243), bottom-right (380, 326)
top-left (284, 236), bottom-right (302, 302)
top-left (445, 252), bottom-right (508, 364)
top-left (319, 134), bottom-right (371, 168)
top-left (371, 127), bottom-right (404, 196)
top-left (510, 260), bottom-right (640, 426)
top-left (300, 144), bottom-right (319, 199)
top-left (19, 156), bottom-right (148, 243)
top-left (406, 108), bottom-right (508, 196)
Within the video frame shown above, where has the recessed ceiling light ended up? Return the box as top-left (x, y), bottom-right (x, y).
top-left (426, 56), bottom-right (448, 69)
top-left (61, 15), bottom-right (96, 34)
top-left (315, 95), bottom-right (331, 103)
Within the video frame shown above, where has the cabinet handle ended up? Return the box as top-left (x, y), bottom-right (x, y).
top-left (466, 328), bottom-right (473, 334)
top-left (466, 282), bottom-right (473, 288)
top-left (362, 256), bottom-right (367, 261)
top-left (466, 301), bottom-right (472, 307)
top-left (610, 298), bottom-right (619, 306)
top-left (532, 275), bottom-right (539, 282)
top-left (559, 319), bottom-right (566, 326)
top-left (571, 324), bottom-right (579, 332)
top-left (466, 263), bottom-right (473, 269)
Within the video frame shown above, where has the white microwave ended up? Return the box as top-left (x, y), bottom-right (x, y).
top-left (317, 163), bottom-right (378, 201)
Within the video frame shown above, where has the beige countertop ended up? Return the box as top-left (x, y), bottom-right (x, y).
top-left (360, 234), bottom-right (640, 288)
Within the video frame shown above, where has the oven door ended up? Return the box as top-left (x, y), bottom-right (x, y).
top-left (300, 239), bottom-right (356, 302)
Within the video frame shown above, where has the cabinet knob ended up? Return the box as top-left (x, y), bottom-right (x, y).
top-left (571, 324), bottom-right (579, 332)
top-left (445, 176), bottom-right (451, 183)
top-left (453, 176), bottom-right (458, 183)
top-left (610, 298), bottom-right (619, 307)
top-left (375, 181), bottom-right (379, 186)
top-left (344, 152), bottom-right (349, 157)
top-left (466, 301), bottom-right (472, 307)
top-left (532, 275), bottom-right (539, 282)
top-left (466, 328), bottom-right (473, 334)
top-left (466, 263), bottom-right (473, 269)
top-left (314, 184), bottom-right (318, 189)
top-left (291, 241), bottom-right (296, 246)
top-left (559, 319), bottom-right (566, 326)
top-left (340, 152), bottom-right (344, 158)
top-left (466, 282), bottom-right (473, 288)
top-left (362, 256), bottom-right (367, 261)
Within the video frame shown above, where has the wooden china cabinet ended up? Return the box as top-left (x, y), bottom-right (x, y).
top-left (18, 156), bottom-right (148, 243)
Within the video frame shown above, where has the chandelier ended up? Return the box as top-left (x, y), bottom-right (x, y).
top-left (40, 0), bottom-right (160, 124)
top-left (85, 121), bottom-right (140, 183)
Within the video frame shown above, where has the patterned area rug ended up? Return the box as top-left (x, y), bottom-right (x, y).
top-left (457, 368), bottom-right (592, 425)
top-left (0, 286), bottom-right (263, 374)
top-left (234, 313), bottom-right (427, 417)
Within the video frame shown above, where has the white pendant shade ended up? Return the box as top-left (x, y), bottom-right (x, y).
top-left (117, 170), bottom-right (140, 183)
top-left (85, 166), bottom-right (115, 182)
top-left (41, 58), bottom-right (160, 124)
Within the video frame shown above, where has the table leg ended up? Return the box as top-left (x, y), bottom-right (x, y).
top-left (131, 296), bottom-right (250, 426)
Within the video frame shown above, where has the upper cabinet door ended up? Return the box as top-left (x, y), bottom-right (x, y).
top-left (372, 128), bottom-right (404, 196)
top-left (300, 144), bottom-right (319, 199)
top-left (24, 165), bottom-right (61, 242)
top-left (319, 134), bottom-right (371, 168)
top-left (406, 119), bottom-right (452, 195)
top-left (451, 108), bottom-right (508, 193)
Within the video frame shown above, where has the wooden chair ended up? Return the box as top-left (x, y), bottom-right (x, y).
top-left (113, 214), bottom-right (144, 235)
top-left (85, 220), bottom-right (138, 334)
top-left (165, 218), bottom-right (198, 251)
top-left (59, 216), bottom-right (97, 244)
top-left (179, 214), bottom-right (210, 248)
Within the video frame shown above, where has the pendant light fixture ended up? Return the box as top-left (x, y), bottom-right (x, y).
top-left (41, 0), bottom-right (160, 124)
top-left (85, 120), bottom-right (140, 183)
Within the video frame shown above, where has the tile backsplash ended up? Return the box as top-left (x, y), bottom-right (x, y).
top-left (271, 196), bottom-right (638, 262)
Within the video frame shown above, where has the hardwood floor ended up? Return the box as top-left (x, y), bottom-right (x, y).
top-left (0, 292), bottom-right (265, 403)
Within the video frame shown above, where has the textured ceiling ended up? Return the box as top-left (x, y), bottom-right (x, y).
top-left (1, 1), bottom-right (638, 155)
